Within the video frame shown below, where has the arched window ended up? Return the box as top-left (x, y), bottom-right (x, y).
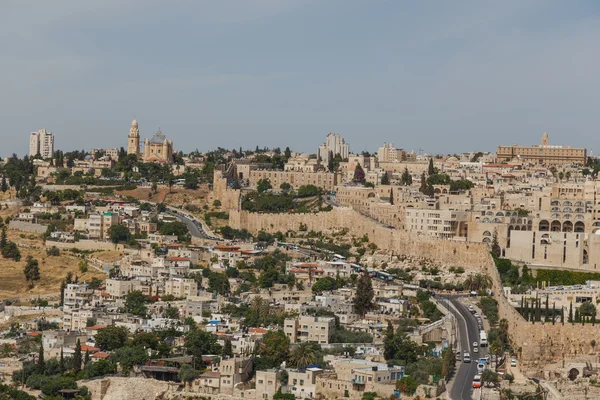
top-left (551, 220), bottom-right (561, 232)
top-left (575, 221), bottom-right (585, 232)
top-left (496, 212), bottom-right (504, 216)
top-left (563, 201), bottom-right (572, 206)
top-left (539, 220), bottom-right (550, 231)
top-left (563, 221), bottom-right (573, 232)
top-left (483, 231), bottom-right (492, 237)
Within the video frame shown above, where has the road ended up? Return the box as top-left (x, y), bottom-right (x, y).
top-left (165, 209), bottom-right (222, 241)
top-left (443, 295), bottom-right (488, 400)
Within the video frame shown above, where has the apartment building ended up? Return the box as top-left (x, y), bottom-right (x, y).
top-left (405, 209), bottom-right (468, 239)
top-left (164, 277), bottom-right (198, 298)
top-left (29, 129), bottom-right (54, 158)
top-left (284, 316), bottom-right (336, 344)
top-left (63, 283), bottom-right (94, 310)
top-left (318, 133), bottom-right (349, 168)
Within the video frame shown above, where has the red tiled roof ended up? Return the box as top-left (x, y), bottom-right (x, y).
top-left (165, 257), bottom-right (190, 261)
top-left (85, 325), bottom-right (107, 330)
top-left (213, 245), bottom-right (240, 251)
top-left (80, 344), bottom-right (100, 352)
top-left (201, 371), bottom-right (221, 378)
top-left (91, 352), bottom-right (110, 359)
top-left (27, 331), bottom-right (41, 337)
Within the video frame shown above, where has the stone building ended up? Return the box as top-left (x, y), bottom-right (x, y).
top-left (127, 119), bottom-right (174, 164)
top-left (249, 169), bottom-right (337, 192)
top-left (284, 316), bottom-right (336, 344)
top-left (497, 132), bottom-right (586, 166)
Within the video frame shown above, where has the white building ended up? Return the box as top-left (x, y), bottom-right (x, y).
top-left (29, 129), bottom-right (55, 158)
top-left (318, 133), bottom-right (349, 168)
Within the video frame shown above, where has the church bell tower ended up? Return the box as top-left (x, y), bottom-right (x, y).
top-left (128, 119), bottom-right (140, 156)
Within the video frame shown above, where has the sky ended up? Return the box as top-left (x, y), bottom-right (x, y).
top-left (1, 0), bottom-right (599, 157)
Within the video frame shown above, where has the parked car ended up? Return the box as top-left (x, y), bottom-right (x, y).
top-left (511, 358), bottom-right (517, 367)
top-left (472, 375), bottom-right (482, 389)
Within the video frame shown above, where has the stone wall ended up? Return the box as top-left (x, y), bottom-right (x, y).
top-left (212, 170), bottom-right (240, 211)
top-left (229, 208), bottom-right (490, 269)
top-left (8, 220), bottom-right (47, 234)
top-left (45, 240), bottom-right (124, 252)
top-left (232, 207), bottom-right (600, 376)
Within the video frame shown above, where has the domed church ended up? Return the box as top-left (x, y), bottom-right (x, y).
top-left (127, 119), bottom-right (174, 164)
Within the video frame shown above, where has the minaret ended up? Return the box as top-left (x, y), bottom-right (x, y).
top-left (127, 119), bottom-right (140, 156)
top-left (541, 132), bottom-right (549, 147)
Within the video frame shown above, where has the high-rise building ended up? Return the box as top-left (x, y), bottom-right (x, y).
top-left (127, 119), bottom-right (140, 156)
top-left (377, 143), bottom-right (407, 162)
top-left (318, 133), bottom-right (349, 169)
top-left (29, 129), bottom-right (54, 158)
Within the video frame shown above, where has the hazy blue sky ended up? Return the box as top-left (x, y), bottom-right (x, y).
top-left (1, 1), bottom-right (599, 157)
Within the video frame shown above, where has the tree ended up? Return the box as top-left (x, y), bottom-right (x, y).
top-left (291, 342), bottom-right (317, 371)
top-left (428, 158), bottom-right (435, 175)
top-left (491, 229), bottom-right (501, 257)
top-left (179, 364), bottom-right (200, 388)
top-left (353, 163), bottom-right (365, 183)
top-left (389, 188), bottom-right (394, 205)
top-left (222, 339), bottom-right (233, 358)
top-left (108, 224), bottom-right (130, 244)
top-left (579, 302), bottom-right (596, 318)
top-left (184, 329), bottom-right (221, 366)
top-left (257, 179), bottom-right (272, 193)
top-left (311, 277), bottom-right (336, 293)
top-left (73, 339), bottom-right (82, 373)
top-left (280, 182), bottom-right (292, 194)
top-left (482, 370), bottom-right (499, 387)
top-left (284, 147), bottom-right (292, 159)
top-left (0, 226), bottom-right (7, 248)
top-left (568, 302), bottom-right (573, 323)
top-left (257, 330), bottom-right (290, 369)
top-left (381, 172), bottom-right (390, 185)
top-left (24, 257), bottom-right (40, 287)
top-left (1, 175), bottom-right (7, 193)
top-left (124, 291), bottom-right (148, 317)
top-left (463, 273), bottom-right (492, 292)
top-left (354, 273), bottom-right (375, 317)
top-left (419, 172), bottom-right (427, 194)
top-left (396, 376), bottom-right (418, 395)
top-left (208, 272), bottom-right (230, 295)
top-left (401, 167), bottom-right (412, 186)
top-left (37, 342), bottom-right (45, 373)
top-left (95, 326), bottom-right (129, 351)
top-left (59, 347), bottom-right (65, 372)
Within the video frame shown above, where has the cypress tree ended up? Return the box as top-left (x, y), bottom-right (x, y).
top-left (545, 296), bottom-right (549, 322)
top-left (353, 273), bottom-right (375, 317)
top-left (561, 306), bottom-right (565, 325)
top-left (575, 309), bottom-right (580, 323)
top-left (552, 302), bottom-right (556, 325)
top-left (73, 339), bottom-right (82, 373)
top-left (0, 226), bottom-right (7, 249)
top-left (1, 175), bottom-right (7, 193)
top-left (38, 342), bottom-right (45, 373)
top-left (60, 347), bottom-right (65, 372)
top-left (389, 188), bottom-right (394, 205)
top-left (222, 339), bottom-right (233, 358)
top-left (428, 158), bottom-right (435, 175)
top-left (569, 302), bottom-right (573, 323)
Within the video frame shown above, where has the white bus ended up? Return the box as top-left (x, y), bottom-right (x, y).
top-left (479, 330), bottom-right (488, 347)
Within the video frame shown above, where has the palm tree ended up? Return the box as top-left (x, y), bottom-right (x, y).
top-left (291, 342), bottom-right (317, 371)
top-left (464, 273), bottom-right (492, 291)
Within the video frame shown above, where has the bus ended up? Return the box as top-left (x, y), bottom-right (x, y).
top-left (479, 330), bottom-right (488, 347)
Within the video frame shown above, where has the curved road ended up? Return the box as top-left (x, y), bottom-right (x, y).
top-left (443, 295), bottom-right (487, 400)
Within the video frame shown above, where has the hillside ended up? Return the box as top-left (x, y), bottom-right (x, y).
top-left (0, 228), bottom-right (106, 301)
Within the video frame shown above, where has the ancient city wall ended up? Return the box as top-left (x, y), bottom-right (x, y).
top-left (229, 208), bottom-right (491, 269)
top-left (232, 207), bottom-right (600, 376)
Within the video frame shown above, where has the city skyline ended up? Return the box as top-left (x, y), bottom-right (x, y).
top-left (1, 1), bottom-right (599, 156)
